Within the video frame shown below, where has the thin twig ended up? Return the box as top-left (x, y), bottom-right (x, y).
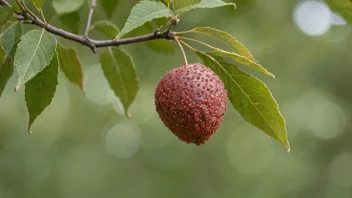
top-left (15, 0), bottom-right (25, 12)
top-left (85, 0), bottom-right (97, 38)
top-left (1, 0), bottom-right (174, 53)
top-left (18, 0), bottom-right (36, 19)
top-left (0, 0), bottom-right (11, 6)
top-left (173, 35), bottom-right (188, 65)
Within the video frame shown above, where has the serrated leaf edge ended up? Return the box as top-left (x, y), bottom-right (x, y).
top-left (197, 51), bottom-right (290, 151)
top-left (15, 29), bottom-right (57, 91)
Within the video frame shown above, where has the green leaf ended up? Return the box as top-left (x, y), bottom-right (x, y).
top-left (173, 0), bottom-right (201, 10)
top-left (146, 40), bottom-right (175, 54)
top-left (0, 22), bottom-right (23, 55)
top-left (180, 27), bottom-right (255, 61)
top-left (100, 47), bottom-right (138, 118)
top-left (117, 0), bottom-right (173, 38)
top-left (14, 30), bottom-right (57, 90)
top-left (173, 0), bottom-right (235, 14)
top-left (0, 7), bottom-right (15, 27)
top-left (52, 0), bottom-right (85, 14)
top-left (164, 0), bottom-right (173, 4)
top-left (0, 22), bottom-right (22, 97)
top-left (90, 20), bottom-right (119, 39)
top-left (146, 20), bottom-right (175, 54)
top-left (208, 50), bottom-right (274, 77)
top-left (0, 43), bottom-right (17, 98)
top-left (99, 0), bottom-right (119, 19)
top-left (196, 51), bottom-right (290, 151)
top-left (56, 44), bottom-right (83, 92)
top-left (25, 52), bottom-right (59, 134)
top-left (59, 11), bottom-right (80, 34)
top-left (325, 0), bottom-right (352, 24)
top-left (133, 21), bottom-right (175, 54)
top-left (0, 45), bottom-right (5, 65)
top-left (32, 0), bottom-right (45, 11)
top-left (158, 0), bottom-right (172, 5)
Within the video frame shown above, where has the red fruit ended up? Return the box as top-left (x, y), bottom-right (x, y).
top-left (154, 63), bottom-right (228, 145)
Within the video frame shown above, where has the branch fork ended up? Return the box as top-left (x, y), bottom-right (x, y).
top-left (1, 0), bottom-right (175, 53)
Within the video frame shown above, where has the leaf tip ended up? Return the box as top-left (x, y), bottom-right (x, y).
top-left (267, 72), bottom-right (275, 78)
top-left (126, 112), bottom-right (132, 119)
top-left (27, 122), bottom-right (33, 134)
top-left (14, 86), bottom-right (21, 92)
top-left (284, 139), bottom-right (290, 153)
top-left (79, 84), bottom-right (85, 95)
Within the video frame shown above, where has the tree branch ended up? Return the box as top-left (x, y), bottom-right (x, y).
top-left (0, 0), bottom-right (11, 6)
top-left (84, 0), bottom-right (97, 38)
top-left (1, 0), bottom-right (174, 53)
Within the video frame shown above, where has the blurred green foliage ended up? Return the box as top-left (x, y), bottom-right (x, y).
top-left (1, 0), bottom-right (352, 198)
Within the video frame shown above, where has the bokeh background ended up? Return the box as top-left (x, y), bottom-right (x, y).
top-left (1, 0), bottom-right (352, 197)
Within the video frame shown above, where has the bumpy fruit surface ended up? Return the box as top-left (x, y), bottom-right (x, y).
top-left (154, 63), bottom-right (228, 145)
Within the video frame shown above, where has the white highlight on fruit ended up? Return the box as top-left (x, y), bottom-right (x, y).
top-left (105, 122), bottom-right (141, 159)
top-left (330, 152), bottom-right (352, 187)
top-left (293, 1), bottom-right (332, 36)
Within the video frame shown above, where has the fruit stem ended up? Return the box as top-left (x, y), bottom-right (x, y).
top-left (174, 36), bottom-right (188, 66)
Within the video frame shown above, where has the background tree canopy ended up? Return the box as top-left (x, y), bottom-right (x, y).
top-left (0, 0), bottom-right (352, 198)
